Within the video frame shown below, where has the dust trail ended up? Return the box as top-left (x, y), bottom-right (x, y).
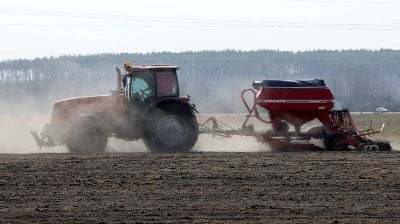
top-left (0, 115), bottom-right (148, 154)
top-left (0, 114), bottom-right (270, 154)
top-left (108, 135), bottom-right (271, 153)
top-left (0, 115), bottom-right (68, 154)
top-left (195, 114), bottom-right (271, 152)
top-left (193, 135), bottom-right (270, 152)
top-left (106, 139), bottom-right (148, 153)
top-left (1, 114), bottom-right (397, 154)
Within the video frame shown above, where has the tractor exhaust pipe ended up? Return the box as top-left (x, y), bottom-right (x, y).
top-left (116, 67), bottom-right (122, 90)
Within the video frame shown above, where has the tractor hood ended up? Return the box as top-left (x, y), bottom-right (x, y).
top-left (53, 95), bottom-right (112, 107)
top-left (51, 94), bottom-right (127, 123)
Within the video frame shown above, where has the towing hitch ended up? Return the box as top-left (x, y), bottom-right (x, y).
top-left (30, 124), bottom-right (56, 148)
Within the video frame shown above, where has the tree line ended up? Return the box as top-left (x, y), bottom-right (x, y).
top-left (0, 49), bottom-right (399, 114)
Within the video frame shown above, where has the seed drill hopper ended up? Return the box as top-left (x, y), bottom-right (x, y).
top-left (200, 79), bottom-right (391, 151)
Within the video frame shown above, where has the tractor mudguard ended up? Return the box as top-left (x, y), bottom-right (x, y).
top-left (143, 97), bottom-right (198, 115)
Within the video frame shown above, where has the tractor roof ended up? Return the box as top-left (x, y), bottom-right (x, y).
top-left (125, 65), bottom-right (179, 72)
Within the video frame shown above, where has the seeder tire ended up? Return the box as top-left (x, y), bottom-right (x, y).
top-left (377, 141), bottom-right (392, 151)
top-left (363, 141), bottom-right (392, 151)
top-left (277, 121), bottom-right (289, 133)
top-left (324, 133), bottom-right (349, 151)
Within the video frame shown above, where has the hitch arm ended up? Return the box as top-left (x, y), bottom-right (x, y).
top-left (30, 131), bottom-right (44, 148)
top-left (30, 130), bottom-right (56, 148)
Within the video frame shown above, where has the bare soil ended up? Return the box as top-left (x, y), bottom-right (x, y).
top-left (1, 152), bottom-right (400, 223)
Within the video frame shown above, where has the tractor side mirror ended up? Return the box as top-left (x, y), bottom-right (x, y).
top-left (116, 66), bottom-right (127, 88)
top-left (116, 67), bottom-right (122, 89)
top-left (122, 76), bottom-right (127, 87)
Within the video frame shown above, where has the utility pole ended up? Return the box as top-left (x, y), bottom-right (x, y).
top-left (388, 90), bottom-right (391, 110)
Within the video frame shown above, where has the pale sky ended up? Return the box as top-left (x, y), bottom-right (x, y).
top-left (0, 0), bottom-right (400, 60)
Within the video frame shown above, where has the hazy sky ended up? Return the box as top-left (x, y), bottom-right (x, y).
top-left (0, 0), bottom-right (400, 60)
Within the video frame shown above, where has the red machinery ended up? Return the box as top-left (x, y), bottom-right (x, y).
top-left (200, 79), bottom-right (391, 151)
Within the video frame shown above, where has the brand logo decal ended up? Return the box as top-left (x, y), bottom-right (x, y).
top-left (257, 99), bottom-right (333, 104)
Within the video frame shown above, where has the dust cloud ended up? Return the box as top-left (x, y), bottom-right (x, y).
top-left (106, 135), bottom-right (270, 153)
top-left (0, 115), bottom-right (67, 154)
top-left (0, 114), bottom-right (271, 154)
top-left (195, 114), bottom-right (271, 152)
top-left (194, 135), bottom-right (270, 152)
top-left (1, 113), bottom-right (398, 154)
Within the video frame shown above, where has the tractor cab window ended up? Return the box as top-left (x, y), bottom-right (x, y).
top-left (156, 71), bottom-right (179, 97)
top-left (129, 72), bottom-right (155, 106)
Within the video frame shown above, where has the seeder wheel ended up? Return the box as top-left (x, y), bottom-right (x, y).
top-left (277, 121), bottom-right (289, 133)
top-left (376, 141), bottom-right (392, 151)
top-left (324, 133), bottom-right (349, 151)
top-left (361, 140), bottom-right (392, 151)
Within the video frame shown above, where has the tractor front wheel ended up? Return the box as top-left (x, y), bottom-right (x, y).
top-left (66, 116), bottom-right (108, 153)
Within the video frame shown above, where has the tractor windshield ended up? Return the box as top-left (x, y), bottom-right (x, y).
top-left (129, 71), bottom-right (155, 106)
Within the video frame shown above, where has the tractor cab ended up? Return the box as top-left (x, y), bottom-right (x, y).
top-left (122, 64), bottom-right (180, 110)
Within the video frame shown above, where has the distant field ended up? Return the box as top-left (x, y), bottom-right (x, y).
top-left (0, 113), bottom-right (398, 153)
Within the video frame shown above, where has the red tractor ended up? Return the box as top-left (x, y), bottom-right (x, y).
top-left (32, 63), bottom-right (199, 153)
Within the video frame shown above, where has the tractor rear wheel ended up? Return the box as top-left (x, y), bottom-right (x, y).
top-left (66, 116), bottom-right (108, 153)
top-left (144, 110), bottom-right (198, 152)
top-left (324, 133), bottom-right (349, 151)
